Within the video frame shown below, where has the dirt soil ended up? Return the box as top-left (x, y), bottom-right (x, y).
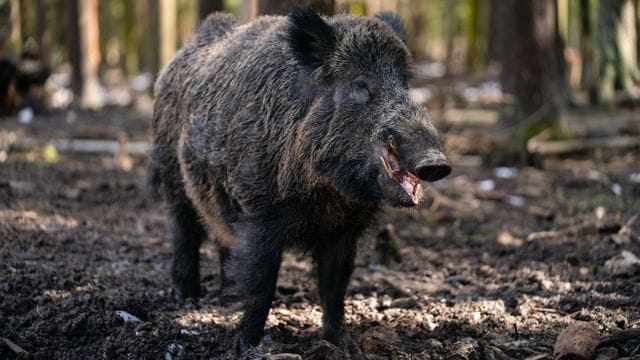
top-left (1, 110), bottom-right (639, 359)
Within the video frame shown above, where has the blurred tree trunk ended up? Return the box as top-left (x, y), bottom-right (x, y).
top-left (594, 0), bottom-right (640, 103)
top-left (36, 0), bottom-right (50, 63)
top-left (136, 0), bottom-right (159, 75)
top-left (637, 0), bottom-right (640, 71)
top-left (466, 0), bottom-right (479, 69)
top-left (79, 0), bottom-right (101, 109)
top-left (122, 0), bottom-right (138, 75)
top-left (597, 0), bottom-right (620, 102)
top-left (239, 0), bottom-right (258, 23)
top-left (364, 0), bottom-right (397, 14)
top-left (616, 0), bottom-right (639, 98)
top-left (444, 0), bottom-right (455, 75)
top-left (499, 0), bottom-right (564, 117)
top-left (408, 0), bottom-right (426, 58)
top-left (257, 0), bottom-right (291, 15)
top-left (198, 0), bottom-right (224, 21)
top-left (66, 0), bottom-right (82, 98)
top-left (0, 2), bottom-right (9, 52)
top-left (258, 0), bottom-right (334, 15)
top-left (580, 0), bottom-right (598, 103)
top-left (487, 0), bottom-right (501, 64)
top-left (159, 0), bottom-right (177, 68)
top-left (9, 0), bottom-right (22, 53)
top-left (177, 0), bottom-right (197, 47)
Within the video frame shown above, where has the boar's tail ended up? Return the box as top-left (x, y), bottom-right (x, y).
top-left (194, 13), bottom-right (237, 47)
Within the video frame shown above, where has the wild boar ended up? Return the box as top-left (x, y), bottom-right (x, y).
top-left (150, 6), bottom-right (451, 351)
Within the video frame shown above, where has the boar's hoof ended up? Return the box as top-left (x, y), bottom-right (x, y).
top-left (174, 280), bottom-right (201, 299)
top-left (321, 326), bottom-right (342, 345)
top-left (233, 331), bottom-right (260, 354)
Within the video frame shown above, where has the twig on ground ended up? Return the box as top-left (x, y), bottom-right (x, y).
top-left (528, 135), bottom-right (640, 155)
top-left (1, 337), bottom-right (30, 357)
top-left (532, 307), bottom-right (560, 314)
top-left (428, 187), bottom-right (479, 218)
top-left (597, 328), bottom-right (640, 348)
top-left (523, 354), bottom-right (547, 360)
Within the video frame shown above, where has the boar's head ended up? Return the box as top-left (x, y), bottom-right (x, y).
top-left (288, 6), bottom-right (451, 207)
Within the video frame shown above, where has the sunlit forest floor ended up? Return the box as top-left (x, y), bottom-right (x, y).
top-left (1, 107), bottom-right (639, 359)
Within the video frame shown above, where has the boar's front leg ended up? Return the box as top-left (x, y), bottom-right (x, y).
top-left (315, 237), bottom-right (357, 344)
top-left (231, 227), bottom-right (284, 352)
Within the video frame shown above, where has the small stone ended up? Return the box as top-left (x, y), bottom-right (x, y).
top-left (603, 251), bottom-right (640, 277)
top-left (115, 310), bottom-right (142, 323)
top-left (553, 321), bottom-right (599, 360)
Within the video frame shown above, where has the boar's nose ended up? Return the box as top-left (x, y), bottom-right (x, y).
top-left (414, 152), bottom-right (451, 182)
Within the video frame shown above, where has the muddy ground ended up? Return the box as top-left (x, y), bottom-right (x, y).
top-left (1, 109), bottom-right (639, 359)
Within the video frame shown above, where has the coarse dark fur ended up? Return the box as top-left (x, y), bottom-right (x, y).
top-left (150, 6), bottom-right (450, 352)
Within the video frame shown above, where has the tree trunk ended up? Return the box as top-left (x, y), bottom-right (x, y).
top-left (408, 0), bottom-right (426, 58)
top-left (580, 0), bottom-right (598, 103)
top-left (257, 0), bottom-right (334, 16)
top-left (159, 0), bottom-right (177, 68)
top-left (238, 0), bottom-right (256, 23)
top-left (122, 0), bottom-right (138, 75)
top-left (258, 0), bottom-right (294, 15)
top-left (487, 0), bottom-right (501, 64)
top-left (9, 0), bottom-right (21, 53)
top-left (364, 0), bottom-right (397, 14)
top-left (444, 0), bottom-right (456, 75)
top-left (596, 0), bottom-right (622, 103)
top-left (79, 0), bottom-right (101, 109)
top-left (36, 0), bottom-right (49, 64)
top-left (466, 0), bottom-right (479, 69)
top-left (499, 0), bottom-right (564, 116)
top-left (136, 0), bottom-right (160, 75)
top-left (198, 0), bottom-right (224, 22)
top-left (617, 0), bottom-right (639, 98)
top-left (65, 0), bottom-right (82, 98)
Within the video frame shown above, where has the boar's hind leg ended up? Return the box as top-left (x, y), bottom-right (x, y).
top-left (230, 230), bottom-right (283, 352)
top-left (315, 238), bottom-right (357, 344)
top-left (170, 194), bottom-right (207, 299)
top-left (218, 246), bottom-right (233, 293)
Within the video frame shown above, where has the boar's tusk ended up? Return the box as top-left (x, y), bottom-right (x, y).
top-left (380, 156), bottom-right (394, 178)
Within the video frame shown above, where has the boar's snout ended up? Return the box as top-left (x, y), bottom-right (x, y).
top-left (413, 150), bottom-right (451, 182)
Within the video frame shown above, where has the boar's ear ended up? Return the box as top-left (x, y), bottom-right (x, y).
top-left (374, 12), bottom-right (407, 44)
top-left (287, 5), bottom-right (336, 69)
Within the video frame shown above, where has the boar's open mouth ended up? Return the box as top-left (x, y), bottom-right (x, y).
top-left (379, 139), bottom-right (423, 205)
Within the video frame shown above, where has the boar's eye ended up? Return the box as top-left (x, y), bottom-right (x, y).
top-left (351, 78), bottom-right (371, 103)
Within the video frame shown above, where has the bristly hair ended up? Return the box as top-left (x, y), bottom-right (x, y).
top-left (287, 5), bottom-right (336, 69)
top-left (374, 12), bottom-right (407, 44)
